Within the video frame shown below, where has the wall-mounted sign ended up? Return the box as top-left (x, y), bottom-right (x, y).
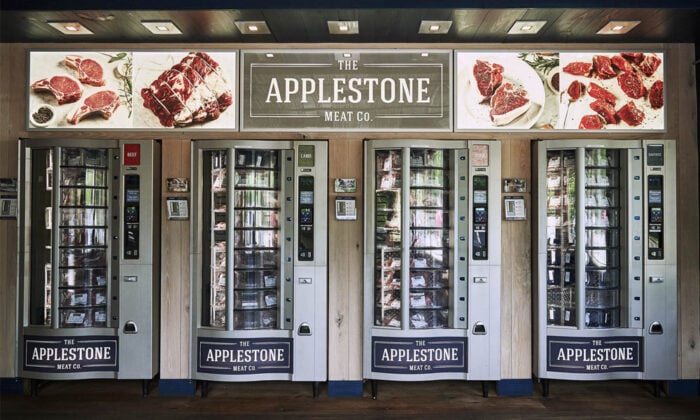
top-left (23, 335), bottom-right (118, 373)
top-left (197, 337), bottom-right (293, 375)
top-left (547, 336), bottom-right (644, 374)
top-left (241, 50), bottom-right (452, 131)
top-left (455, 51), bottom-right (664, 132)
top-left (28, 50), bottom-right (237, 130)
top-left (371, 336), bottom-right (467, 374)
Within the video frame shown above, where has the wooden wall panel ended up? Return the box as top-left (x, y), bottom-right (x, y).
top-left (160, 138), bottom-right (191, 379)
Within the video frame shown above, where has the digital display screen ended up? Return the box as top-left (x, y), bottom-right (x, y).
top-left (126, 189), bottom-right (140, 203)
top-left (648, 190), bottom-right (662, 204)
top-left (473, 175), bottom-right (488, 190)
top-left (300, 207), bottom-right (312, 225)
top-left (474, 207), bottom-right (487, 223)
top-left (473, 190), bottom-right (487, 204)
top-left (300, 191), bottom-right (313, 205)
top-left (648, 175), bottom-right (663, 188)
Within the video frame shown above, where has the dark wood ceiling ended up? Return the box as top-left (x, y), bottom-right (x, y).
top-left (1, 4), bottom-right (698, 44)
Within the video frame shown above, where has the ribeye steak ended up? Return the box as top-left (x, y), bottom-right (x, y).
top-left (489, 82), bottom-right (530, 126)
top-left (67, 90), bottom-right (120, 124)
top-left (587, 82), bottom-right (617, 106)
top-left (563, 62), bottom-right (592, 76)
top-left (65, 55), bottom-right (105, 87)
top-left (578, 114), bottom-right (605, 130)
top-left (593, 55), bottom-right (616, 79)
top-left (649, 80), bottom-right (664, 110)
top-left (141, 51), bottom-right (233, 127)
top-left (616, 101), bottom-right (645, 126)
top-left (31, 75), bottom-right (82, 105)
top-left (472, 60), bottom-right (504, 102)
top-left (618, 71), bottom-right (646, 99)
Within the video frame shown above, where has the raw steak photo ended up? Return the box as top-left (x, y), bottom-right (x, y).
top-left (141, 51), bottom-right (234, 127)
top-left (617, 71), bottom-right (646, 99)
top-left (489, 82), bottom-right (531, 126)
top-left (589, 99), bottom-right (617, 124)
top-left (616, 101), bottom-right (645, 126)
top-left (65, 55), bottom-right (105, 86)
top-left (567, 80), bottom-right (586, 101)
top-left (578, 114), bottom-right (605, 130)
top-left (31, 75), bottom-right (83, 105)
top-left (472, 60), bottom-right (504, 102)
top-left (648, 80), bottom-right (664, 109)
top-left (593, 55), bottom-right (616, 79)
top-left (563, 62), bottom-right (592, 77)
top-left (587, 82), bottom-right (616, 106)
top-left (67, 90), bottom-right (120, 124)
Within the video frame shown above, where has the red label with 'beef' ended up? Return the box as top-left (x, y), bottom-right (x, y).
top-left (123, 144), bottom-right (140, 166)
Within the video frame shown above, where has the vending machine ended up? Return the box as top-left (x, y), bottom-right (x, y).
top-left (17, 139), bottom-right (160, 395)
top-left (533, 139), bottom-right (677, 396)
top-left (363, 139), bottom-right (501, 398)
top-left (191, 140), bottom-right (327, 397)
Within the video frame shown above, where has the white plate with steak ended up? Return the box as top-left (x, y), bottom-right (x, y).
top-left (458, 54), bottom-right (545, 129)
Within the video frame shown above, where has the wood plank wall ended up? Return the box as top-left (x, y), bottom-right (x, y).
top-left (0, 42), bottom-right (697, 383)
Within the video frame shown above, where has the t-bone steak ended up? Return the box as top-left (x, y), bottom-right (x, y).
top-left (649, 80), bottom-right (664, 109)
top-left (31, 75), bottom-right (83, 105)
top-left (616, 101), bottom-right (645, 126)
top-left (67, 90), bottom-right (120, 124)
top-left (593, 55), bottom-right (616, 79)
top-left (618, 71), bottom-right (646, 99)
top-left (141, 51), bottom-right (233, 127)
top-left (578, 114), bottom-right (605, 130)
top-left (489, 82), bottom-right (530, 126)
top-left (472, 60), bottom-right (504, 102)
top-left (65, 55), bottom-right (105, 86)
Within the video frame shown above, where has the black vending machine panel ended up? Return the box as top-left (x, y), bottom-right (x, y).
top-left (647, 175), bottom-right (663, 259)
top-left (472, 175), bottom-right (488, 260)
top-left (298, 175), bottom-right (314, 261)
top-left (124, 174), bottom-right (140, 259)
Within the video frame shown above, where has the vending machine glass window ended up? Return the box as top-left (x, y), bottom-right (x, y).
top-left (202, 149), bottom-right (282, 329)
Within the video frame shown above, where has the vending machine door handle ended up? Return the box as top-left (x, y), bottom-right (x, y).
top-left (124, 320), bottom-right (138, 334)
top-left (472, 322), bottom-right (487, 335)
top-left (298, 322), bottom-right (312, 336)
top-left (648, 321), bottom-right (663, 335)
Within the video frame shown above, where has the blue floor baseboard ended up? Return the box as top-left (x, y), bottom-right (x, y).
top-left (0, 378), bottom-right (24, 395)
top-left (327, 380), bottom-right (364, 397)
top-left (497, 379), bottom-right (533, 396)
top-left (667, 379), bottom-right (700, 397)
top-left (158, 379), bottom-right (197, 396)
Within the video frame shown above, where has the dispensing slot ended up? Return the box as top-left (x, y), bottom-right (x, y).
top-left (472, 322), bottom-right (487, 335)
top-left (649, 322), bottom-right (663, 335)
top-left (124, 321), bottom-right (138, 334)
top-left (298, 323), bottom-right (312, 336)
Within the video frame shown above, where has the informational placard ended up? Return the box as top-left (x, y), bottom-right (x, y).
top-left (547, 336), bottom-right (644, 373)
top-left (23, 335), bottom-right (118, 373)
top-left (371, 336), bottom-right (467, 374)
top-left (504, 195), bottom-right (527, 220)
top-left (241, 50), bottom-right (452, 131)
top-left (27, 50), bottom-right (237, 130)
top-left (197, 337), bottom-right (293, 375)
top-left (335, 197), bottom-right (357, 220)
top-left (455, 51), bottom-right (664, 131)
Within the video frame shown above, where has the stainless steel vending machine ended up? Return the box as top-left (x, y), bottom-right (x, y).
top-left (17, 139), bottom-right (160, 395)
top-left (191, 140), bottom-right (327, 397)
top-left (363, 139), bottom-right (501, 398)
top-left (533, 139), bottom-right (677, 396)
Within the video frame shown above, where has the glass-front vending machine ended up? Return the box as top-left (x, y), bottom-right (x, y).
top-left (191, 140), bottom-right (327, 397)
top-left (533, 139), bottom-right (677, 396)
top-left (363, 139), bottom-right (501, 398)
top-left (18, 139), bottom-right (160, 396)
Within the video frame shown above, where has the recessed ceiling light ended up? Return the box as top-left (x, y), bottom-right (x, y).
top-left (141, 21), bottom-right (182, 35)
top-left (47, 21), bottom-right (93, 35)
top-left (235, 21), bottom-right (271, 35)
top-left (265, 53), bottom-right (275, 58)
top-left (343, 53), bottom-right (352, 58)
top-left (421, 52), bottom-right (430, 57)
top-left (597, 20), bottom-right (641, 35)
top-left (328, 21), bottom-right (359, 35)
top-left (507, 20), bottom-right (547, 35)
top-left (418, 20), bottom-right (452, 34)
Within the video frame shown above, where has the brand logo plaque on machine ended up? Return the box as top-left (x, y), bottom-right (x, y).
top-left (547, 336), bottom-right (644, 373)
top-left (23, 335), bottom-right (118, 373)
top-left (371, 336), bottom-right (467, 374)
top-left (197, 337), bottom-right (293, 375)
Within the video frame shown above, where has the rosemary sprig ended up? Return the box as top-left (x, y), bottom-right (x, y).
top-left (519, 53), bottom-right (559, 73)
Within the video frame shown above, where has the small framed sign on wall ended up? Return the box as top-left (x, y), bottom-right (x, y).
top-left (167, 197), bottom-right (189, 220)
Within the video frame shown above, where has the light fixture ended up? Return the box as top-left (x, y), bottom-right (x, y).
top-left (141, 21), bottom-right (182, 35)
top-left (47, 21), bottom-right (93, 35)
top-left (418, 20), bottom-right (452, 34)
top-left (265, 53), bottom-right (275, 58)
top-left (507, 20), bottom-right (547, 35)
top-left (235, 20), bottom-right (271, 35)
top-left (328, 21), bottom-right (359, 35)
top-left (597, 20), bottom-right (641, 35)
